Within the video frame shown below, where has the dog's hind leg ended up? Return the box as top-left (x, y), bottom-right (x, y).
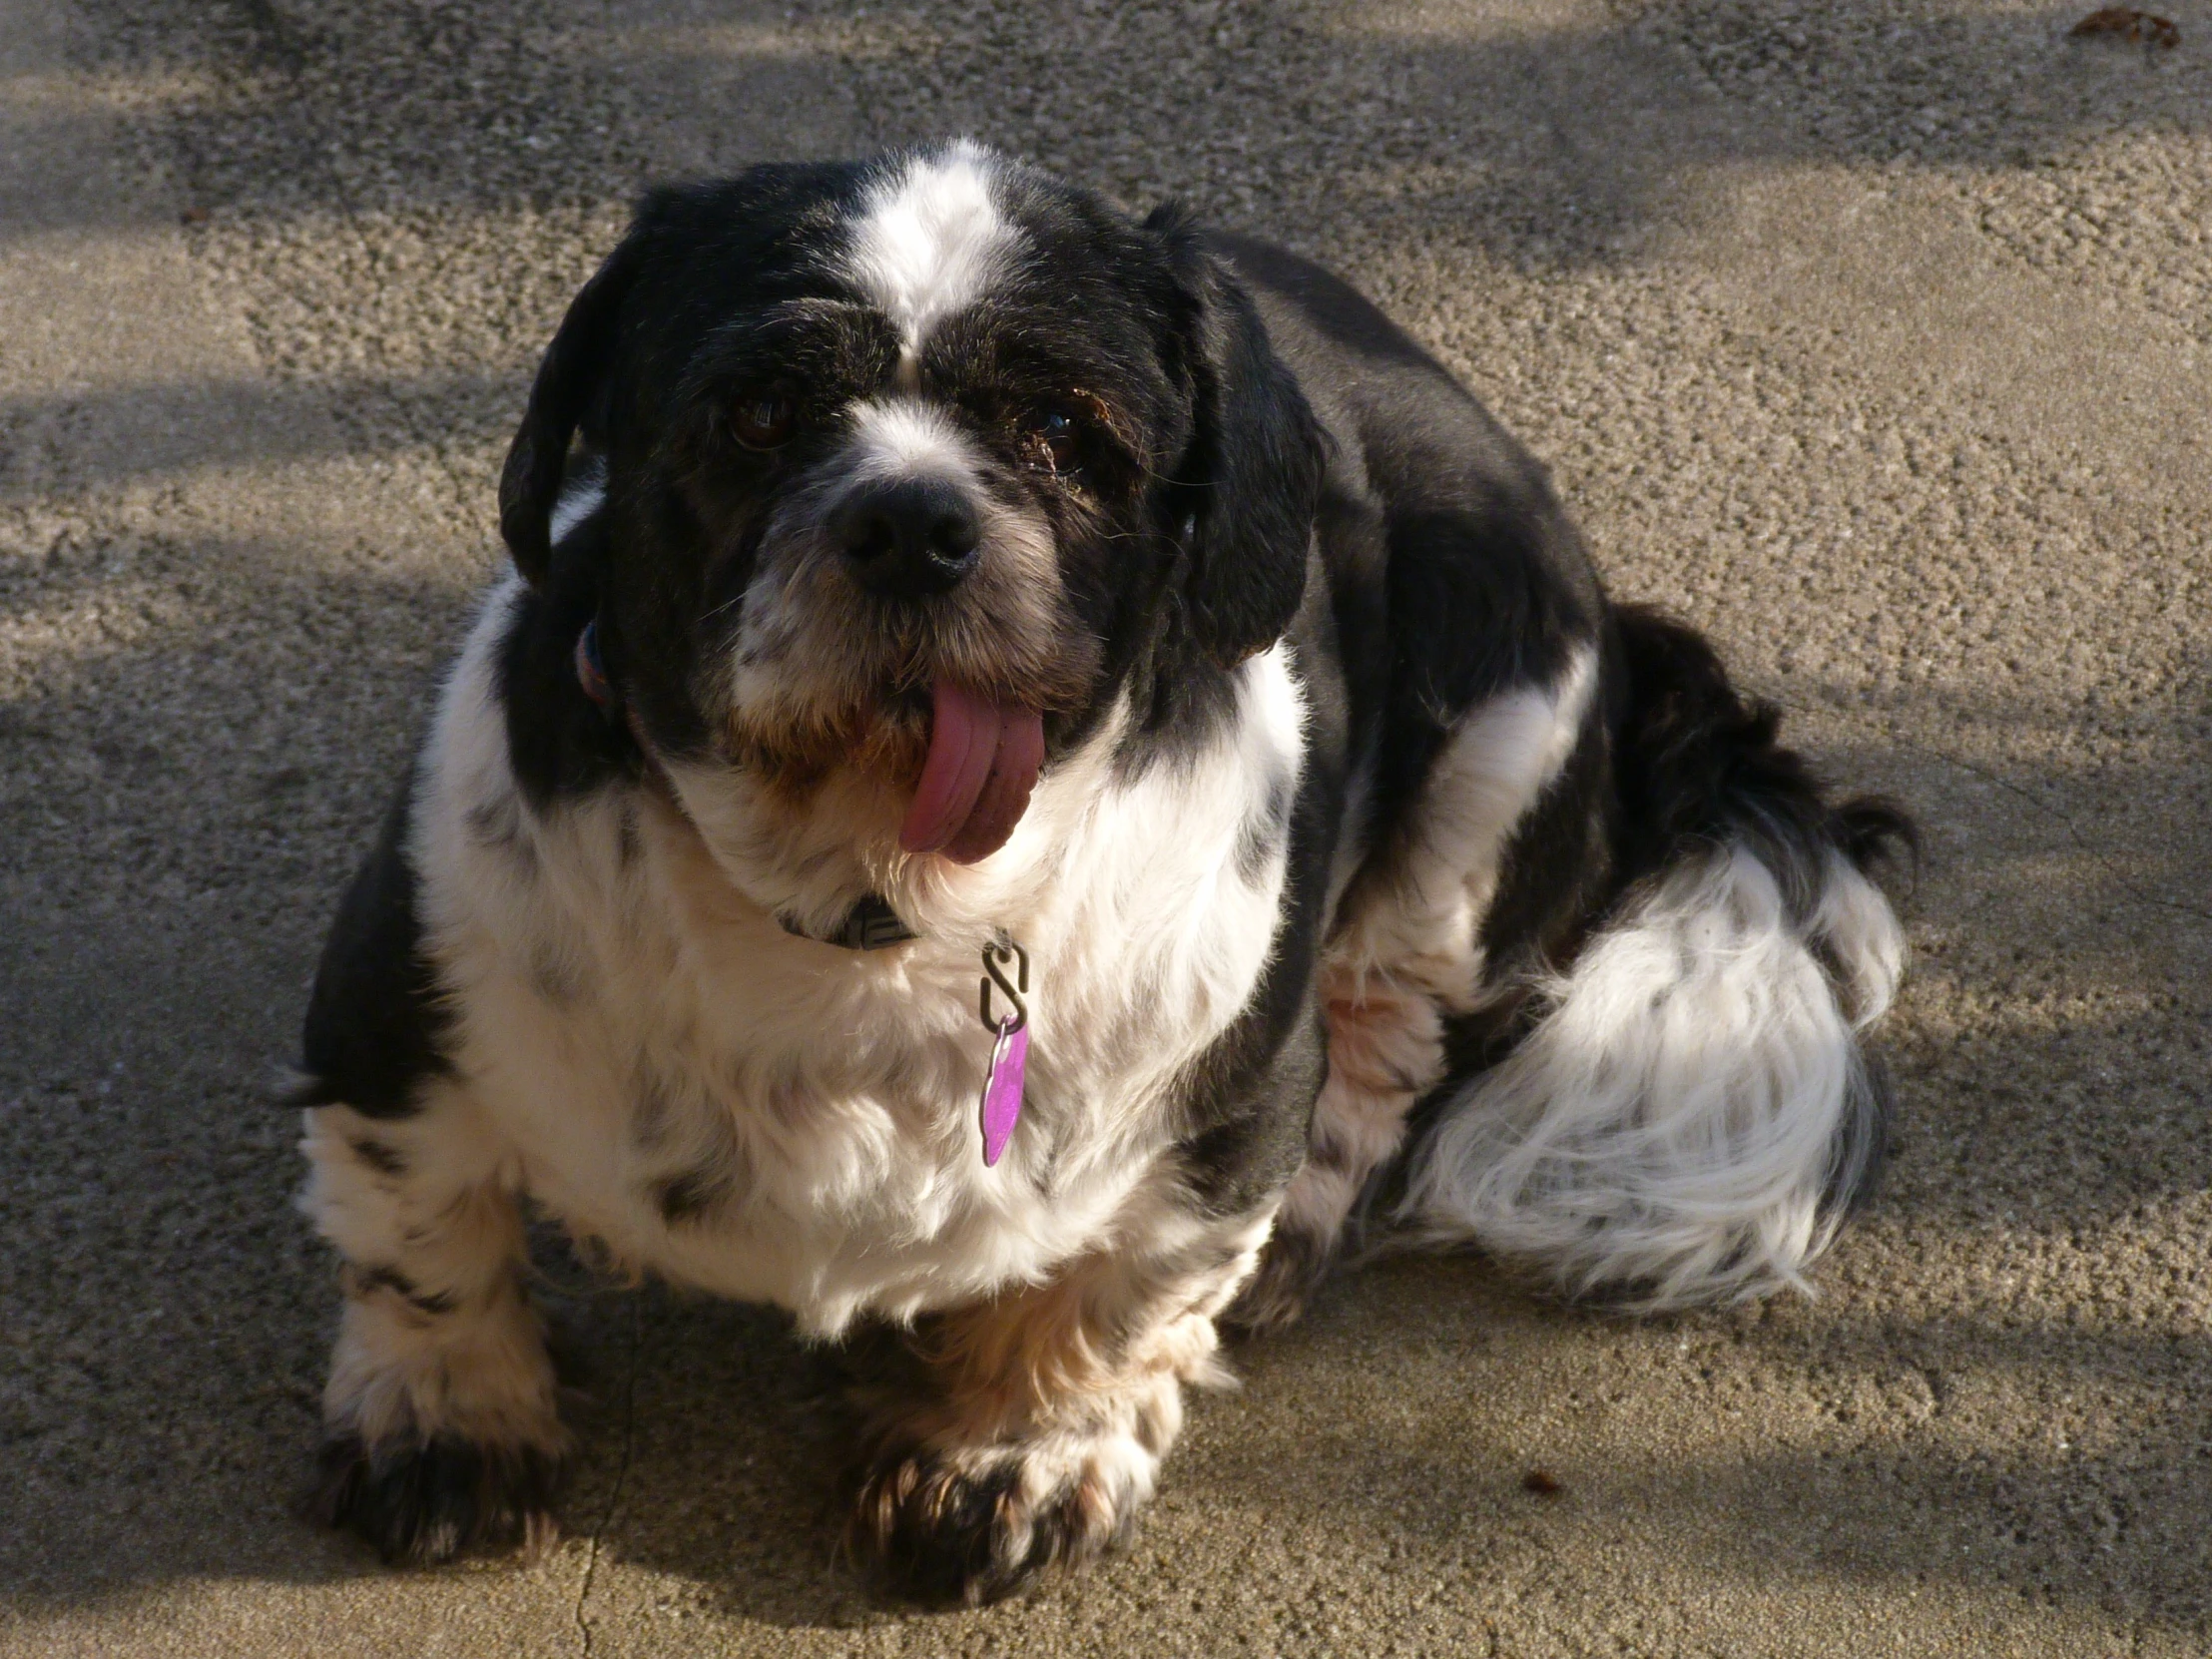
top-left (1230, 650), bottom-right (1599, 1332)
top-left (847, 1199), bottom-right (1274, 1605)
top-left (297, 1093), bottom-right (567, 1563)
top-left (1397, 609), bottom-right (1910, 1309)
top-left (1227, 958), bottom-right (1447, 1331)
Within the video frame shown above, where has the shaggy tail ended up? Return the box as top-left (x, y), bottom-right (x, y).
top-left (1397, 609), bottom-right (1913, 1310)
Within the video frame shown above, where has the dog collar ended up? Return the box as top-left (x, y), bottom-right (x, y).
top-left (576, 626), bottom-right (1011, 1152)
top-left (578, 621), bottom-right (918, 953)
top-left (575, 616), bottom-right (614, 712)
top-left (778, 894), bottom-right (918, 951)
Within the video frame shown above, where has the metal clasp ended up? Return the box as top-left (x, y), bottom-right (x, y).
top-left (980, 931), bottom-right (1029, 1035)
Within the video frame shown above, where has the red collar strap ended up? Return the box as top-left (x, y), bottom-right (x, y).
top-left (574, 616), bottom-right (613, 710)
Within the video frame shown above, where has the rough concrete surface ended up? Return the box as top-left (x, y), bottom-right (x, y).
top-left (2, 0), bottom-right (2207, 1652)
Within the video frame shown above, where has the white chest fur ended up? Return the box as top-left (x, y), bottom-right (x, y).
top-left (409, 582), bottom-right (1307, 1337)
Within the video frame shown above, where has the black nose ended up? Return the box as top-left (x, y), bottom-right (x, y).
top-left (831, 477), bottom-right (982, 600)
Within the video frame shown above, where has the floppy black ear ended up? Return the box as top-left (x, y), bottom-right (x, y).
top-left (497, 237), bottom-right (642, 584)
top-left (1150, 207), bottom-right (1326, 667)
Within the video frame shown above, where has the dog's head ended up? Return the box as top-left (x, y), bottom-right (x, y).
top-left (500, 143), bottom-right (1322, 896)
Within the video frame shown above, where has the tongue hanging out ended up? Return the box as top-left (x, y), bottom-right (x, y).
top-left (898, 681), bottom-right (1046, 863)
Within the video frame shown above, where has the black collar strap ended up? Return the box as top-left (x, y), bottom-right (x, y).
top-left (780, 893), bottom-right (918, 950)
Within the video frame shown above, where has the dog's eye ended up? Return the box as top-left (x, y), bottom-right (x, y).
top-left (1021, 406), bottom-right (1084, 475)
top-left (730, 393), bottom-right (796, 450)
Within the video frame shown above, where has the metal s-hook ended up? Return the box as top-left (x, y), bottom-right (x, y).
top-left (979, 931), bottom-right (1029, 1035)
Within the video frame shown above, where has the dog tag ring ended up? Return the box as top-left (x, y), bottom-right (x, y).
top-left (978, 934), bottom-right (1030, 1166)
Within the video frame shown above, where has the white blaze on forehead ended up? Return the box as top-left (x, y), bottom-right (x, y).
top-left (845, 143), bottom-right (1018, 352)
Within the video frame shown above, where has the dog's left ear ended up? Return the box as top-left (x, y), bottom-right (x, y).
top-left (1149, 206), bottom-right (1326, 668)
top-left (498, 235), bottom-right (645, 585)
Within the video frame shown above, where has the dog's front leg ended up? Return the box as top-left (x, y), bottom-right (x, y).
top-left (297, 1098), bottom-right (566, 1563)
top-left (848, 1204), bottom-right (1275, 1604)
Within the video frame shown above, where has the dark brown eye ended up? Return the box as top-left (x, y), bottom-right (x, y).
top-left (730, 392), bottom-right (796, 450)
top-left (1022, 406), bottom-right (1084, 475)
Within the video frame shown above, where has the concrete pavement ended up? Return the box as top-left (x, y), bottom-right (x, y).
top-left (3, 0), bottom-right (2208, 1652)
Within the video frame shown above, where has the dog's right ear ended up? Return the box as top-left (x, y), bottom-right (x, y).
top-left (1144, 204), bottom-right (1325, 669)
top-left (498, 237), bottom-right (643, 584)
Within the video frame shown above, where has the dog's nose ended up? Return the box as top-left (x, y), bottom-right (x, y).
top-left (832, 477), bottom-right (982, 600)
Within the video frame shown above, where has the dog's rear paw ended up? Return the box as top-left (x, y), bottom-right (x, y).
top-left (308, 1432), bottom-right (565, 1565)
top-left (1222, 1222), bottom-right (1334, 1337)
top-left (847, 1431), bottom-right (1153, 1605)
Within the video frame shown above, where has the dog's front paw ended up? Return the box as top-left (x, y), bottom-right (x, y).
top-left (847, 1428), bottom-right (1155, 1605)
top-left (308, 1432), bottom-right (565, 1565)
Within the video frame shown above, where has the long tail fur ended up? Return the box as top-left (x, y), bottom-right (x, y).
top-left (1397, 609), bottom-right (1913, 1310)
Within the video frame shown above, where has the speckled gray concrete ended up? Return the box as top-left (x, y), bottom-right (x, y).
top-left (3, 0), bottom-right (2207, 1653)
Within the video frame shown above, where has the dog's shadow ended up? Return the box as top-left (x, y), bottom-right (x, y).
top-left (559, 1251), bottom-right (1541, 1630)
top-left (546, 1278), bottom-right (873, 1631)
top-left (563, 1239), bottom-right (2212, 1635)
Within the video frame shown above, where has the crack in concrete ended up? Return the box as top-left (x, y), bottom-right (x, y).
top-left (574, 1297), bottom-right (643, 1659)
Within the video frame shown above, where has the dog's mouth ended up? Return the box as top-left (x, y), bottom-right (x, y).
top-left (899, 680), bottom-right (1046, 864)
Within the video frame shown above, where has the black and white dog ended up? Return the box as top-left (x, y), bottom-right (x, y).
top-left (293, 142), bottom-right (1909, 1601)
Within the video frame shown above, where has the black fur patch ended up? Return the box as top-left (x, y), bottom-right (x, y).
top-left (1150, 211), bottom-right (1327, 668)
top-left (1222, 1214), bottom-right (1337, 1337)
top-left (308, 1433), bottom-right (564, 1565)
top-left (844, 1435), bottom-right (1138, 1607)
top-left (354, 1265), bottom-right (457, 1318)
top-left (1826, 1050), bottom-right (1896, 1221)
top-left (495, 548), bottom-right (643, 810)
top-left (652, 1164), bottom-right (735, 1227)
top-left (1233, 762), bottom-right (1297, 885)
top-left (1607, 606), bottom-right (1915, 909)
top-left (294, 766), bottom-right (453, 1120)
top-left (464, 795), bottom-right (524, 852)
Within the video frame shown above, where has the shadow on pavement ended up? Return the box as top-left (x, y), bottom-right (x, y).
top-left (0, 560), bottom-right (2204, 1628)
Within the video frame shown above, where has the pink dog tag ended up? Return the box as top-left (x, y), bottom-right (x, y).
top-left (980, 1018), bottom-right (1028, 1167)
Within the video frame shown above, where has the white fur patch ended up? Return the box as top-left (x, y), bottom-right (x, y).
top-left (845, 142), bottom-right (1017, 358)
top-left (842, 397), bottom-right (987, 484)
top-left (547, 456), bottom-right (606, 545)
top-left (1259, 651), bottom-right (1598, 1301)
top-left (1335, 647), bottom-right (1597, 1008)
top-left (398, 593), bottom-right (1306, 1340)
top-left (299, 1095), bottom-right (563, 1452)
top-left (1401, 841), bottom-right (1905, 1309)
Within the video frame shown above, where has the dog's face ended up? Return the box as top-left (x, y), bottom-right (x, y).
top-left (499, 144), bottom-right (1321, 884)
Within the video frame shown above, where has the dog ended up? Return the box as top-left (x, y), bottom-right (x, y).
top-left (291, 141), bottom-right (1910, 1602)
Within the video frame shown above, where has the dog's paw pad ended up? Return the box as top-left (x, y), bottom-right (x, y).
top-left (308, 1432), bottom-right (565, 1565)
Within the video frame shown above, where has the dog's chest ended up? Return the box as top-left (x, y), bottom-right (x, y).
top-left (432, 793), bottom-right (1286, 1338)
top-left (416, 616), bottom-right (1306, 1334)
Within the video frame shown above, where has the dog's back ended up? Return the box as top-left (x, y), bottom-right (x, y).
top-left (1215, 234), bottom-right (1910, 1323)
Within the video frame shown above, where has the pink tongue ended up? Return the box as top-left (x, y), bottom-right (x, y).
top-left (898, 682), bottom-right (1046, 864)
